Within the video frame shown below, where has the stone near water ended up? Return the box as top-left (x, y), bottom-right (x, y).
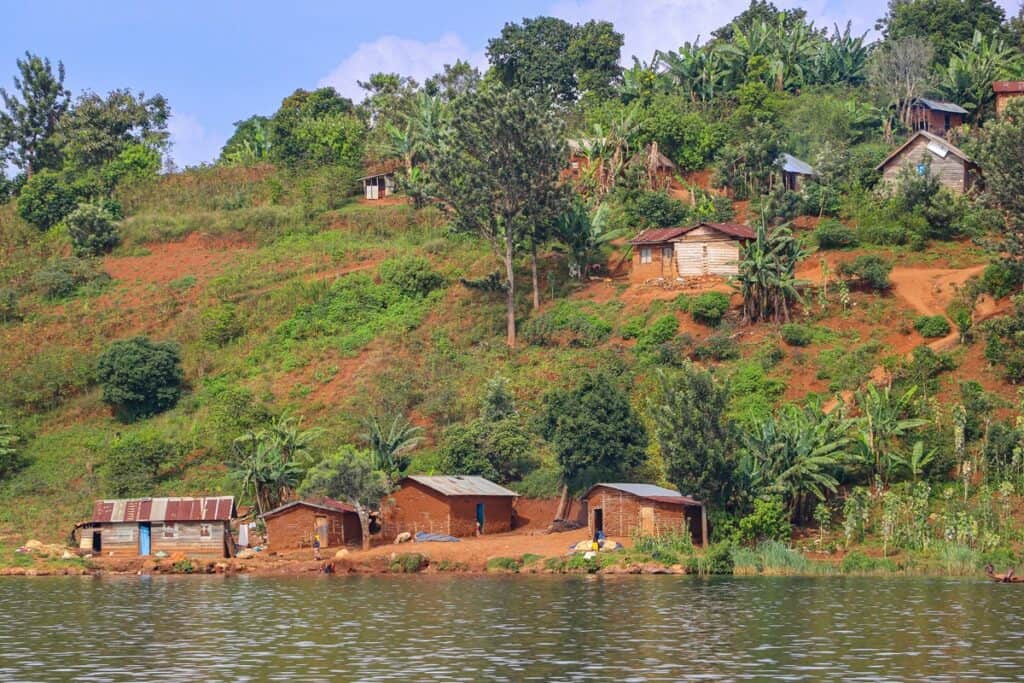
top-left (395, 532), bottom-right (412, 544)
top-left (236, 548), bottom-right (256, 559)
top-left (334, 549), bottom-right (350, 560)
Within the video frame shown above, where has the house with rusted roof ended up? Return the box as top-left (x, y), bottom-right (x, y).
top-left (907, 98), bottom-right (967, 136)
top-left (582, 483), bottom-right (707, 547)
top-left (381, 475), bottom-right (518, 539)
top-left (84, 496), bottom-right (236, 558)
top-left (993, 81), bottom-right (1024, 116)
top-left (629, 222), bottom-right (755, 284)
top-left (262, 498), bottom-right (364, 552)
top-left (876, 130), bottom-right (979, 194)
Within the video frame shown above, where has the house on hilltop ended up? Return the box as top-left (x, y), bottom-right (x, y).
top-left (630, 222), bottom-right (755, 284)
top-left (381, 475), bottom-right (518, 538)
top-left (83, 496), bottom-right (236, 558)
top-left (993, 81), bottom-right (1024, 116)
top-left (907, 98), bottom-right (967, 136)
top-left (582, 483), bottom-right (707, 547)
top-left (876, 130), bottom-right (979, 194)
top-left (359, 160), bottom-right (401, 200)
top-left (261, 498), bottom-right (364, 552)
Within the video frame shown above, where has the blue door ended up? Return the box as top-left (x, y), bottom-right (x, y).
top-left (139, 523), bottom-right (151, 556)
top-left (475, 503), bottom-right (485, 534)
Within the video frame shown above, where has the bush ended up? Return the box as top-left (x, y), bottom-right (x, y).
top-left (981, 262), bottom-right (1022, 299)
top-left (780, 323), bottom-right (813, 346)
top-left (815, 219), bottom-right (858, 249)
top-left (31, 257), bottom-right (111, 300)
top-left (692, 332), bottom-right (739, 361)
top-left (0, 288), bottom-right (19, 324)
top-left (838, 255), bottom-right (892, 290)
top-left (96, 337), bottom-right (184, 421)
top-left (697, 540), bottom-right (735, 575)
top-left (17, 169), bottom-right (79, 230)
top-left (635, 314), bottom-right (678, 354)
top-left (856, 222), bottom-right (909, 246)
top-left (486, 556), bottom-right (522, 573)
top-left (103, 432), bottom-right (182, 496)
top-left (65, 203), bottom-right (120, 256)
top-left (914, 315), bottom-right (951, 338)
top-left (200, 304), bottom-right (244, 347)
top-left (522, 301), bottom-right (613, 347)
top-left (624, 191), bottom-right (689, 229)
top-left (737, 497), bottom-right (791, 545)
top-left (513, 465), bottom-right (562, 498)
top-left (690, 291), bottom-right (730, 326)
top-left (839, 550), bottom-right (895, 574)
top-left (378, 256), bottom-right (445, 297)
top-left (389, 553), bottom-right (427, 573)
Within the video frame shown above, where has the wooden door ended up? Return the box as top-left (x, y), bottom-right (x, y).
top-left (640, 507), bottom-right (655, 535)
top-left (315, 516), bottom-right (329, 546)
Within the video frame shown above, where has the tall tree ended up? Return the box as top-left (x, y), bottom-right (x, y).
top-left (975, 99), bottom-right (1024, 278)
top-left (0, 52), bottom-right (70, 176)
top-left (878, 0), bottom-right (1006, 66)
top-left (735, 223), bottom-right (806, 323)
top-left (867, 36), bottom-right (934, 136)
top-left (58, 89), bottom-right (169, 170)
top-left (298, 446), bottom-right (389, 550)
top-left (432, 85), bottom-right (568, 346)
top-left (934, 31), bottom-right (1024, 122)
top-left (0, 416), bottom-right (22, 481)
top-left (359, 413), bottom-right (423, 482)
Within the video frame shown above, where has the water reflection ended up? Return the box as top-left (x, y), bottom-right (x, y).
top-left (0, 575), bottom-right (1022, 681)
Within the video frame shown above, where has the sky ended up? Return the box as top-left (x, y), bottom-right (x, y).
top-left (2, 0), bottom-right (1018, 168)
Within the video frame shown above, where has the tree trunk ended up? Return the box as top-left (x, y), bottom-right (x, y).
top-left (554, 482), bottom-right (570, 521)
top-left (531, 243), bottom-right (540, 311)
top-left (504, 236), bottom-right (517, 348)
top-left (356, 504), bottom-right (371, 551)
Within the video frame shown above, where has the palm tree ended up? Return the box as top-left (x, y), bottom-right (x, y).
top-left (552, 202), bottom-right (627, 280)
top-left (360, 413), bottom-right (423, 482)
top-left (734, 223), bottom-right (807, 323)
top-left (854, 384), bottom-right (929, 483)
top-left (230, 413), bottom-right (323, 513)
top-left (657, 39), bottom-right (728, 103)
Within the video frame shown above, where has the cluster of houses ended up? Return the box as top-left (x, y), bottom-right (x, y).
top-left (76, 476), bottom-right (709, 559)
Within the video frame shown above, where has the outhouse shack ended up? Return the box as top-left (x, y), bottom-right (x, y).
top-left (261, 498), bottom-right (363, 552)
top-left (582, 483), bottom-right (707, 547)
top-left (778, 153), bottom-right (815, 191)
top-left (993, 81), bottom-right (1024, 116)
top-left (85, 496), bottom-right (236, 558)
top-left (630, 222), bottom-right (755, 284)
top-left (875, 130), bottom-right (979, 194)
top-left (907, 98), bottom-right (967, 136)
top-left (381, 475), bottom-right (517, 538)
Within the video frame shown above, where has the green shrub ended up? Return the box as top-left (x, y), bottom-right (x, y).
top-left (697, 540), bottom-right (735, 575)
top-left (815, 219), bottom-right (858, 249)
top-left (31, 257), bottom-right (111, 300)
top-left (513, 466), bottom-right (562, 498)
top-left (96, 337), bottom-right (184, 422)
top-left (690, 291), bottom-right (730, 326)
top-left (838, 255), bottom-right (892, 290)
top-left (201, 304), bottom-right (245, 347)
top-left (0, 288), bottom-right (18, 323)
top-left (635, 315), bottom-right (678, 353)
top-left (485, 556), bottom-right (522, 572)
top-left (103, 432), bottom-right (183, 497)
top-left (624, 191), bottom-right (689, 228)
top-left (981, 262), bottom-right (1021, 299)
top-left (620, 316), bottom-right (645, 340)
top-left (692, 332), bottom-right (739, 361)
top-left (856, 222), bottom-right (908, 246)
top-left (522, 301), bottom-right (613, 347)
top-left (378, 256), bottom-right (445, 297)
top-left (913, 315), bottom-right (951, 338)
top-left (780, 323), bottom-right (813, 346)
top-left (839, 550), bottom-right (896, 574)
top-left (738, 498), bottom-right (791, 545)
top-left (17, 169), bottom-right (79, 230)
top-left (172, 558), bottom-right (195, 574)
top-left (633, 530), bottom-right (695, 565)
top-left (389, 553), bottom-right (427, 573)
top-left (65, 203), bottom-right (120, 256)
top-left (0, 346), bottom-right (96, 411)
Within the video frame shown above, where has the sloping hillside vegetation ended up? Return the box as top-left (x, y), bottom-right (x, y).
top-left (5, 1), bottom-right (1024, 571)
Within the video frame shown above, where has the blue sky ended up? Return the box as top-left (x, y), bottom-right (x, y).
top-left (2, 0), bottom-right (1017, 167)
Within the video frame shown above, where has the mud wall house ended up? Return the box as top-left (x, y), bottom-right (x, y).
top-left (875, 130), bottom-right (979, 194)
top-left (630, 222), bottom-right (755, 284)
top-left (993, 81), bottom-right (1024, 116)
top-left (261, 499), bottom-right (363, 552)
top-left (381, 475), bottom-right (518, 538)
top-left (907, 98), bottom-right (967, 136)
top-left (629, 227), bottom-right (688, 283)
top-left (84, 497), bottom-right (236, 558)
top-left (582, 483), bottom-right (707, 547)
top-left (778, 153), bottom-right (814, 191)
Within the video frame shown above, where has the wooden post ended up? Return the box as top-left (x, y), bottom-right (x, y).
top-left (700, 505), bottom-right (708, 549)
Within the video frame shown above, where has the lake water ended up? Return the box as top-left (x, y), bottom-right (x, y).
top-left (1, 575), bottom-right (1023, 682)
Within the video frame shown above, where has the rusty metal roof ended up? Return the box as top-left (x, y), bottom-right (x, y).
top-left (993, 81), bottom-right (1024, 93)
top-left (92, 497), bottom-right (235, 523)
top-left (631, 227), bottom-right (690, 244)
top-left (261, 498), bottom-right (357, 519)
top-left (583, 483), bottom-right (702, 506)
top-left (698, 222), bottom-right (756, 240)
top-left (404, 475), bottom-right (518, 497)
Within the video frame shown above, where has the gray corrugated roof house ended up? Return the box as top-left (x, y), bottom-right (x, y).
top-left (405, 475), bottom-right (518, 498)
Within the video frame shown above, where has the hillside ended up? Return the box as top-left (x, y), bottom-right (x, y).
top-left (0, 163), bottom-right (1013, 543)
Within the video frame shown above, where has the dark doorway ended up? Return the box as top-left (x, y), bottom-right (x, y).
top-left (593, 508), bottom-right (604, 533)
top-left (475, 503), bottom-right (485, 534)
top-left (91, 531), bottom-right (101, 553)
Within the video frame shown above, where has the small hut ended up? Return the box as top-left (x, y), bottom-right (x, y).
top-left (582, 483), bottom-right (707, 547)
top-left (381, 475), bottom-right (517, 538)
top-left (993, 81), bottom-right (1024, 116)
top-left (778, 153), bottom-right (815, 191)
top-left (261, 498), bottom-right (363, 552)
top-left (630, 222), bottom-right (755, 284)
top-left (875, 130), bottom-right (979, 194)
top-left (907, 98), bottom-right (967, 136)
top-left (629, 227), bottom-right (689, 283)
top-left (84, 496), bottom-right (236, 558)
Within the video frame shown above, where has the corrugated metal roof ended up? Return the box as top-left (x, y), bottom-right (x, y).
top-left (583, 483), bottom-right (702, 506)
top-left (699, 222), bottom-right (756, 240)
top-left (875, 130), bottom-right (973, 171)
top-left (780, 153), bottom-right (815, 175)
top-left (261, 498), bottom-right (357, 520)
top-left (92, 497), bottom-right (235, 523)
top-left (915, 97), bottom-right (969, 114)
top-left (405, 475), bottom-right (518, 497)
top-left (631, 227), bottom-right (690, 244)
top-left (993, 81), bottom-right (1024, 94)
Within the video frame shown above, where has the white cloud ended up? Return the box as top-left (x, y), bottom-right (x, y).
top-left (318, 32), bottom-right (481, 101)
top-left (167, 112), bottom-right (226, 169)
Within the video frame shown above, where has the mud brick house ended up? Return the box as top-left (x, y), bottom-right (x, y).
top-left (381, 475), bottom-right (518, 538)
top-left (876, 130), bottom-right (979, 194)
top-left (778, 153), bottom-right (815, 191)
top-left (630, 222), bottom-right (755, 284)
top-left (261, 498), bottom-right (363, 552)
top-left (582, 483), bottom-right (707, 547)
top-left (993, 81), bottom-right (1024, 116)
top-left (84, 496), bottom-right (236, 558)
top-left (907, 98), bottom-right (967, 136)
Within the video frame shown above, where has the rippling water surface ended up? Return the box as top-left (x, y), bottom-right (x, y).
top-left (1, 575), bottom-right (1023, 681)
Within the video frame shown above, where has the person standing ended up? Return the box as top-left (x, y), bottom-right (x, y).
top-left (313, 533), bottom-right (322, 561)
